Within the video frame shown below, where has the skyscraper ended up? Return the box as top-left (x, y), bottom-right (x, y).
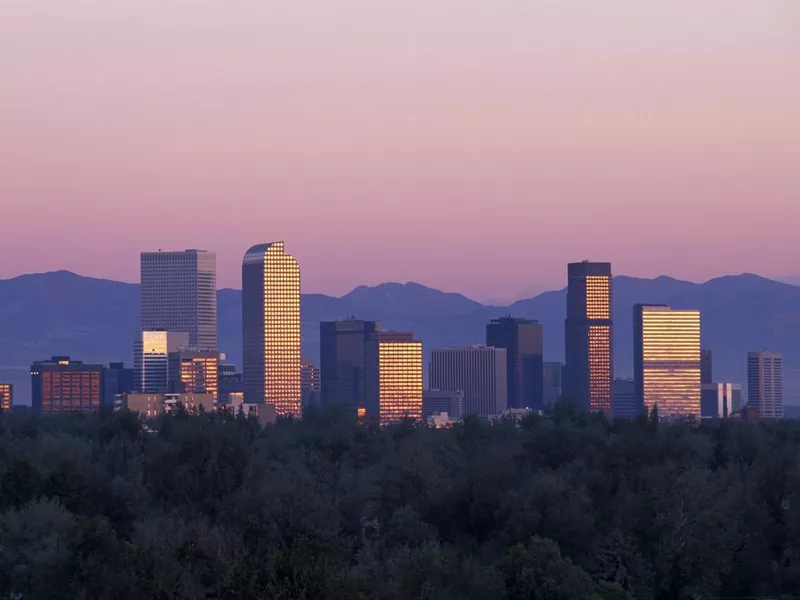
top-left (168, 350), bottom-right (219, 401)
top-left (564, 261), bottom-right (613, 413)
top-left (429, 346), bottom-right (508, 417)
top-left (0, 383), bottom-right (12, 412)
top-left (320, 319), bottom-right (381, 411)
top-left (31, 356), bottom-right (103, 414)
top-left (543, 361), bottom-right (563, 407)
top-left (486, 317), bottom-right (543, 409)
top-left (242, 242), bottom-right (301, 417)
top-left (634, 304), bottom-right (701, 419)
top-left (748, 351), bottom-right (783, 419)
top-left (140, 250), bottom-right (217, 351)
top-left (134, 331), bottom-right (190, 393)
top-left (365, 331), bottom-right (423, 424)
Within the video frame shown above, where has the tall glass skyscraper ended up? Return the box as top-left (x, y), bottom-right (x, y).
top-left (564, 261), bottom-right (613, 413)
top-left (634, 304), bottom-right (701, 418)
top-left (748, 351), bottom-right (783, 420)
top-left (486, 317), bottom-right (543, 409)
top-left (320, 319), bottom-right (381, 412)
top-left (140, 250), bottom-right (217, 351)
top-left (242, 242), bottom-right (301, 417)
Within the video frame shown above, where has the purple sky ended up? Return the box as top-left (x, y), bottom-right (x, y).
top-left (1, 1), bottom-right (799, 302)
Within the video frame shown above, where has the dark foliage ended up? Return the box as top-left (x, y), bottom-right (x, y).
top-left (1, 403), bottom-right (799, 599)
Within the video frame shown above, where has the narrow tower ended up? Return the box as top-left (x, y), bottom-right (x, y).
top-left (564, 261), bottom-right (613, 413)
top-left (242, 242), bottom-right (301, 417)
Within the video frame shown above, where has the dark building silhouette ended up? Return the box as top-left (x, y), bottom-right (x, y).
top-left (564, 261), bottom-right (613, 413)
top-left (612, 378), bottom-right (638, 420)
top-left (423, 390), bottom-right (465, 420)
top-left (301, 359), bottom-right (321, 410)
top-left (219, 372), bottom-right (244, 406)
top-left (103, 362), bottom-right (134, 407)
top-left (543, 362), bottom-right (563, 407)
top-left (320, 319), bottom-right (381, 412)
top-left (486, 317), bottom-right (544, 409)
top-left (701, 349), bottom-right (713, 384)
top-left (429, 346), bottom-right (507, 417)
top-left (31, 356), bottom-right (103, 414)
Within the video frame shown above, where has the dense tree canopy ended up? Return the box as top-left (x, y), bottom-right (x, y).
top-left (1, 402), bottom-right (800, 599)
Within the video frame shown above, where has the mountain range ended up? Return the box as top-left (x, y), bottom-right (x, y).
top-left (1, 270), bottom-right (799, 406)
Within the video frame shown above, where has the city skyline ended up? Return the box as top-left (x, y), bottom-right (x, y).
top-left (2, 1), bottom-right (799, 302)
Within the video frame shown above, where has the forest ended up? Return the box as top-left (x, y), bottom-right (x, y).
top-left (1, 402), bottom-right (800, 599)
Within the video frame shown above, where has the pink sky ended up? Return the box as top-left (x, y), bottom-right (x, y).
top-left (1, 1), bottom-right (799, 302)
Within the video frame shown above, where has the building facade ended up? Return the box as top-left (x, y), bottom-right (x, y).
top-left (612, 378), bottom-right (639, 420)
top-left (134, 331), bottom-right (190, 393)
top-left (119, 392), bottom-right (215, 417)
top-left (103, 362), bottom-right (135, 407)
top-left (564, 261), bottom-right (613, 413)
top-left (242, 242), bottom-right (301, 417)
top-left (168, 350), bottom-right (219, 401)
top-left (486, 317), bottom-right (544, 410)
top-left (140, 249), bottom-right (217, 351)
top-left (634, 305), bottom-right (701, 419)
top-left (31, 356), bottom-right (103, 414)
top-left (748, 351), bottom-right (783, 419)
top-left (320, 319), bottom-right (381, 411)
top-left (366, 332), bottom-right (423, 425)
top-left (543, 361), bottom-right (563, 407)
top-left (702, 383), bottom-right (742, 419)
top-left (0, 383), bottom-right (12, 412)
top-left (423, 389), bottom-right (465, 421)
top-left (429, 346), bottom-right (508, 417)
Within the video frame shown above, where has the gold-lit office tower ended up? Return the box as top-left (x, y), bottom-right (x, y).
top-left (242, 242), bottom-right (301, 417)
top-left (0, 383), bottom-right (12, 412)
top-left (367, 332), bottom-right (423, 425)
top-left (634, 305), bottom-right (701, 419)
top-left (168, 350), bottom-right (219, 402)
top-left (564, 262), bottom-right (613, 413)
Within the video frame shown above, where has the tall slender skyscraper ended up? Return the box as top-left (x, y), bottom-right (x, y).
top-left (429, 346), bottom-right (508, 417)
top-left (320, 319), bottom-right (381, 411)
top-left (748, 351), bottom-right (783, 420)
top-left (486, 317), bottom-right (543, 409)
top-left (242, 242), bottom-right (301, 417)
top-left (140, 250), bottom-right (217, 351)
top-left (564, 261), bottom-right (613, 413)
top-left (634, 305), bottom-right (701, 418)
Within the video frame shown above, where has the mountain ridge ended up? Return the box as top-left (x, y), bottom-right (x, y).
top-left (1, 270), bottom-right (799, 406)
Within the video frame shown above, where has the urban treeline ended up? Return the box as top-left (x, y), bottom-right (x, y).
top-left (1, 404), bottom-right (799, 599)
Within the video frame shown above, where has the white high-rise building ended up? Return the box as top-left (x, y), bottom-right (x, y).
top-left (140, 250), bottom-right (217, 351)
top-left (134, 331), bottom-right (190, 393)
top-left (748, 352), bottom-right (783, 419)
top-left (429, 346), bottom-right (507, 417)
top-left (242, 242), bottom-right (302, 417)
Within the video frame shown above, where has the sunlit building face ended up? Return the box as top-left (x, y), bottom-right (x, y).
top-left (242, 242), bottom-right (301, 417)
top-left (378, 339), bottom-right (423, 425)
top-left (565, 262), bottom-right (613, 413)
top-left (635, 305), bottom-right (701, 418)
top-left (169, 351), bottom-right (219, 402)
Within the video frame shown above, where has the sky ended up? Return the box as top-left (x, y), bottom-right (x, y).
top-left (1, 1), bottom-right (799, 303)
